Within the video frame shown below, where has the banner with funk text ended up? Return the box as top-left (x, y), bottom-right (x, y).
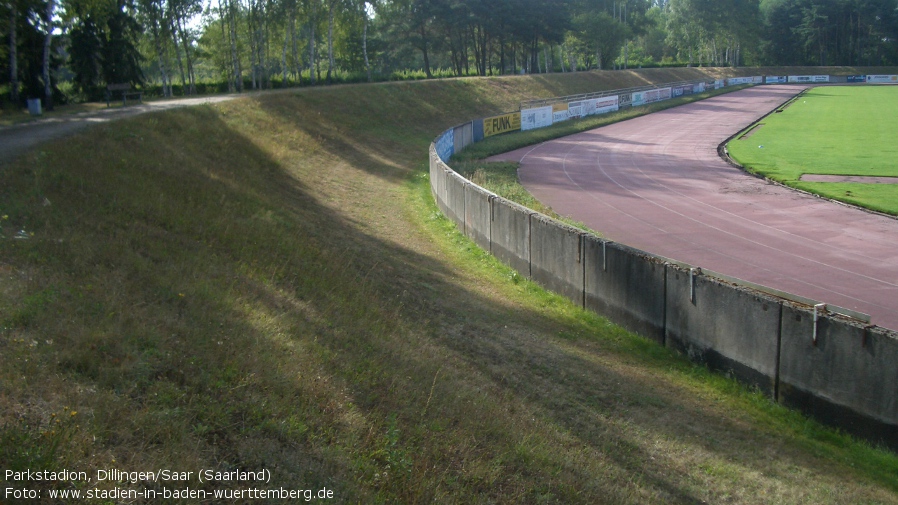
top-left (483, 112), bottom-right (522, 137)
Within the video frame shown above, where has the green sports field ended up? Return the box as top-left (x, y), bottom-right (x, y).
top-left (727, 85), bottom-right (898, 215)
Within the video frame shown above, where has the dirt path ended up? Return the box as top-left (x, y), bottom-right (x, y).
top-left (0, 95), bottom-right (238, 163)
top-left (490, 85), bottom-right (898, 331)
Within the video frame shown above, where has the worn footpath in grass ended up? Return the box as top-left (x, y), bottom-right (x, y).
top-left (727, 85), bottom-right (898, 215)
top-left (1, 70), bottom-right (898, 504)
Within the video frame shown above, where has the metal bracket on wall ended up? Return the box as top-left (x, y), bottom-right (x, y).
top-left (813, 303), bottom-right (827, 345)
top-left (689, 267), bottom-right (701, 304)
top-left (602, 241), bottom-right (607, 272)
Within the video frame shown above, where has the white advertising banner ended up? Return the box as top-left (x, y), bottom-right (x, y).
top-left (788, 75), bottom-right (830, 83)
top-left (766, 76), bottom-right (787, 84)
top-left (715, 80), bottom-right (724, 89)
top-left (693, 82), bottom-right (706, 93)
top-left (726, 77), bottom-right (754, 86)
top-left (637, 87), bottom-right (671, 105)
top-left (866, 75), bottom-right (898, 83)
top-left (552, 103), bottom-right (571, 123)
top-left (633, 88), bottom-right (670, 106)
top-left (581, 96), bottom-right (619, 116)
top-left (521, 106), bottom-right (554, 131)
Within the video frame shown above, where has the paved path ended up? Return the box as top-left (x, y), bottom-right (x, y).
top-left (0, 95), bottom-right (237, 163)
top-left (490, 85), bottom-right (898, 331)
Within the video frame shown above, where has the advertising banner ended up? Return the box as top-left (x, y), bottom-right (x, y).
top-left (693, 82), bottom-right (706, 93)
top-left (672, 84), bottom-right (693, 97)
top-left (645, 87), bottom-right (672, 104)
top-left (726, 77), bottom-right (754, 86)
top-left (619, 93), bottom-right (633, 107)
top-left (521, 106), bottom-right (554, 131)
top-left (435, 129), bottom-right (454, 161)
top-left (866, 75), bottom-right (898, 83)
top-left (846, 75), bottom-right (866, 83)
top-left (552, 103), bottom-right (571, 123)
top-left (765, 76), bottom-right (787, 84)
top-left (788, 75), bottom-right (829, 83)
top-left (752, 76), bottom-right (764, 83)
top-left (582, 96), bottom-right (619, 116)
top-left (715, 80), bottom-right (724, 89)
top-left (483, 112), bottom-right (521, 138)
top-left (567, 101), bottom-right (584, 119)
top-left (633, 88), bottom-right (670, 106)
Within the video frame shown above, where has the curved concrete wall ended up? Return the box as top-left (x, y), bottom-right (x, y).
top-left (429, 77), bottom-right (898, 451)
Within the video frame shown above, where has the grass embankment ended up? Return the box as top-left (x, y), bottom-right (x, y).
top-left (2, 70), bottom-right (898, 504)
top-left (728, 85), bottom-right (898, 215)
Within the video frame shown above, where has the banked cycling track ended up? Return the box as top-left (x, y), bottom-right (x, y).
top-left (489, 85), bottom-right (898, 332)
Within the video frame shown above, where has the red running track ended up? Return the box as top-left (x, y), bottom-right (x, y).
top-left (489, 85), bottom-right (898, 331)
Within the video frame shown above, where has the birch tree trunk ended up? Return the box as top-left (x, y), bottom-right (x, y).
top-left (309, 15), bottom-right (316, 84)
top-left (228, 0), bottom-right (242, 91)
top-left (363, 3), bottom-right (371, 82)
top-left (177, 17), bottom-right (196, 94)
top-left (9, 2), bottom-right (18, 104)
top-left (170, 15), bottom-right (187, 93)
top-left (326, 0), bottom-right (334, 83)
top-left (282, 13), bottom-right (290, 86)
top-left (153, 2), bottom-right (172, 96)
top-left (43, 0), bottom-right (54, 110)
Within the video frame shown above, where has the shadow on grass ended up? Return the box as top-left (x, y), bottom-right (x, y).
top-left (1, 98), bottom-right (895, 504)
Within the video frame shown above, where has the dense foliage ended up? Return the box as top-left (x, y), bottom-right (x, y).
top-left (2, 0), bottom-right (898, 105)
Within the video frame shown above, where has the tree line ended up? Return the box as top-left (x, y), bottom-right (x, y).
top-left (2, 0), bottom-right (897, 107)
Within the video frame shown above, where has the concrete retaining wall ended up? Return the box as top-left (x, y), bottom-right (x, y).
top-left (530, 215), bottom-right (584, 306)
top-left (465, 183), bottom-right (493, 252)
top-left (665, 265), bottom-right (781, 394)
top-left (444, 169), bottom-right (467, 232)
top-left (490, 198), bottom-right (533, 277)
top-left (584, 237), bottom-right (666, 344)
top-left (454, 122), bottom-right (474, 153)
top-left (427, 75), bottom-right (898, 450)
top-left (779, 302), bottom-right (898, 450)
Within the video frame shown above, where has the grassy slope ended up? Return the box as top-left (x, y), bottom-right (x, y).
top-left (728, 85), bottom-right (898, 215)
top-left (2, 69), bottom-right (898, 504)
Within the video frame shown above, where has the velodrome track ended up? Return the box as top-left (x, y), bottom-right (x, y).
top-left (489, 85), bottom-right (898, 332)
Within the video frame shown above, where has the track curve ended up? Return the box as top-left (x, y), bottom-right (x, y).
top-left (489, 85), bottom-right (898, 331)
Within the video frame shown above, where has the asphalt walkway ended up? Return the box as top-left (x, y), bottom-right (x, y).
top-left (0, 95), bottom-right (237, 163)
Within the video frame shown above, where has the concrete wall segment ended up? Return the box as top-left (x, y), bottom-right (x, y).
top-left (665, 264), bottom-right (781, 394)
top-left (779, 302), bottom-right (898, 448)
top-left (465, 183), bottom-right (494, 252)
top-left (583, 237), bottom-right (666, 344)
top-left (530, 214), bottom-right (585, 306)
top-left (444, 169), bottom-right (467, 232)
top-left (490, 198), bottom-right (533, 277)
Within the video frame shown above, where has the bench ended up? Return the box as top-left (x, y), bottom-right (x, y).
top-left (106, 83), bottom-right (143, 107)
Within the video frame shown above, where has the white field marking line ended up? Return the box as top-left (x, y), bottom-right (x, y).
top-left (583, 144), bottom-right (896, 312)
